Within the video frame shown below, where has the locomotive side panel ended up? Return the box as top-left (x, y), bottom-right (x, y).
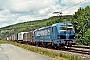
top-left (34, 27), bottom-right (52, 42)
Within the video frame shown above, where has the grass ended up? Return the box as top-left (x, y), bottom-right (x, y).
top-left (0, 40), bottom-right (82, 60)
top-left (0, 40), bottom-right (7, 44)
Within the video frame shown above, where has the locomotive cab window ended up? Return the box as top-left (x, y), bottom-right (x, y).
top-left (67, 25), bottom-right (74, 31)
top-left (60, 25), bottom-right (66, 32)
top-left (60, 25), bottom-right (74, 32)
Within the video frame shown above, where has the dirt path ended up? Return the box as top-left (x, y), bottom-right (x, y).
top-left (0, 44), bottom-right (54, 60)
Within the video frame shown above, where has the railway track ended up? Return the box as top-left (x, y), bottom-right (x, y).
top-left (61, 47), bottom-right (90, 55)
top-left (70, 45), bottom-right (90, 55)
top-left (28, 43), bottom-right (90, 55)
top-left (32, 44), bottom-right (90, 55)
top-left (39, 45), bottom-right (90, 55)
top-left (72, 45), bottom-right (90, 49)
top-left (29, 44), bottom-right (90, 59)
top-left (56, 45), bottom-right (90, 55)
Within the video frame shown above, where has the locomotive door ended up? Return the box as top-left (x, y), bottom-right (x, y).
top-left (51, 27), bottom-right (55, 42)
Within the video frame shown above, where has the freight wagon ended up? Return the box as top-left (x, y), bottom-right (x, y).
top-left (17, 32), bottom-right (28, 43)
top-left (15, 34), bottom-right (18, 41)
top-left (6, 37), bottom-right (9, 41)
top-left (23, 31), bottom-right (34, 44)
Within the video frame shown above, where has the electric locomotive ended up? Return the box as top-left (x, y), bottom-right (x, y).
top-left (34, 22), bottom-right (75, 47)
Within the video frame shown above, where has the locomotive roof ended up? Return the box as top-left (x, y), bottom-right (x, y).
top-left (18, 32), bottom-right (28, 34)
top-left (52, 22), bottom-right (72, 26)
top-left (34, 22), bottom-right (73, 31)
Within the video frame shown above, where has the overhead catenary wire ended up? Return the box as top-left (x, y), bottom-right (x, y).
top-left (53, 0), bottom-right (87, 14)
top-left (53, 0), bottom-right (87, 19)
top-left (61, 0), bottom-right (87, 11)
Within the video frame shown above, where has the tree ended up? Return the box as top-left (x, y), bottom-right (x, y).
top-left (71, 6), bottom-right (90, 45)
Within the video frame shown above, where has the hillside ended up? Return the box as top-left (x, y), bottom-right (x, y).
top-left (0, 15), bottom-right (72, 39)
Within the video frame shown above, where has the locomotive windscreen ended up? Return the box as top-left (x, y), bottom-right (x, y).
top-left (60, 25), bottom-right (74, 32)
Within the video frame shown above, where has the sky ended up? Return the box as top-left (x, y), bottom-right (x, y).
top-left (0, 0), bottom-right (90, 28)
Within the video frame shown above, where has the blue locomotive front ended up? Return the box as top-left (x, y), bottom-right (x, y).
top-left (57, 23), bottom-right (75, 46)
top-left (34, 22), bottom-right (75, 47)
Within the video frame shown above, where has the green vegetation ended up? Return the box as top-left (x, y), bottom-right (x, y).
top-left (71, 6), bottom-right (90, 46)
top-left (0, 40), bottom-right (82, 60)
top-left (0, 40), bottom-right (7, 44)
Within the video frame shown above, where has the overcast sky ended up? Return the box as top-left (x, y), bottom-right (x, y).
top-left (0, 0), bottom-right (90, 28)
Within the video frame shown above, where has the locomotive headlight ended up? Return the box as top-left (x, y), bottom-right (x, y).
top-left (58, 35), bottom-right (60, 39)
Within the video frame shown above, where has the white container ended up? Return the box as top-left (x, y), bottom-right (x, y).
top-left (18, 32), bottom-right (28, 41)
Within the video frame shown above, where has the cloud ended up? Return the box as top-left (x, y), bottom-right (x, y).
top-left (0, 10), bottom-right (19, 27)
top-left (59, 0), bottom-right (90, 15)
top-left (4, 0), bottom-right (58, 13)
top-left (61, 0), bottom-right (89, 5)
top-left (0, 23), bottom-right (8, 28)
top-left (0, 0), bottom-right (90, 28)
top-left (16, 15), bottom-right (38, 22)
top-left (62, 6), bottom-right (80, 15)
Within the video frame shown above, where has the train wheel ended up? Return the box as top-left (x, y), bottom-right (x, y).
top-left (36, 42), bottom-right (39, 47)
top-left (48, 44), bottom-right (52, 49)
top-left (65, 45), bottom-right (71, 49)
top-left (53, 44), bottom-right (57, 49)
